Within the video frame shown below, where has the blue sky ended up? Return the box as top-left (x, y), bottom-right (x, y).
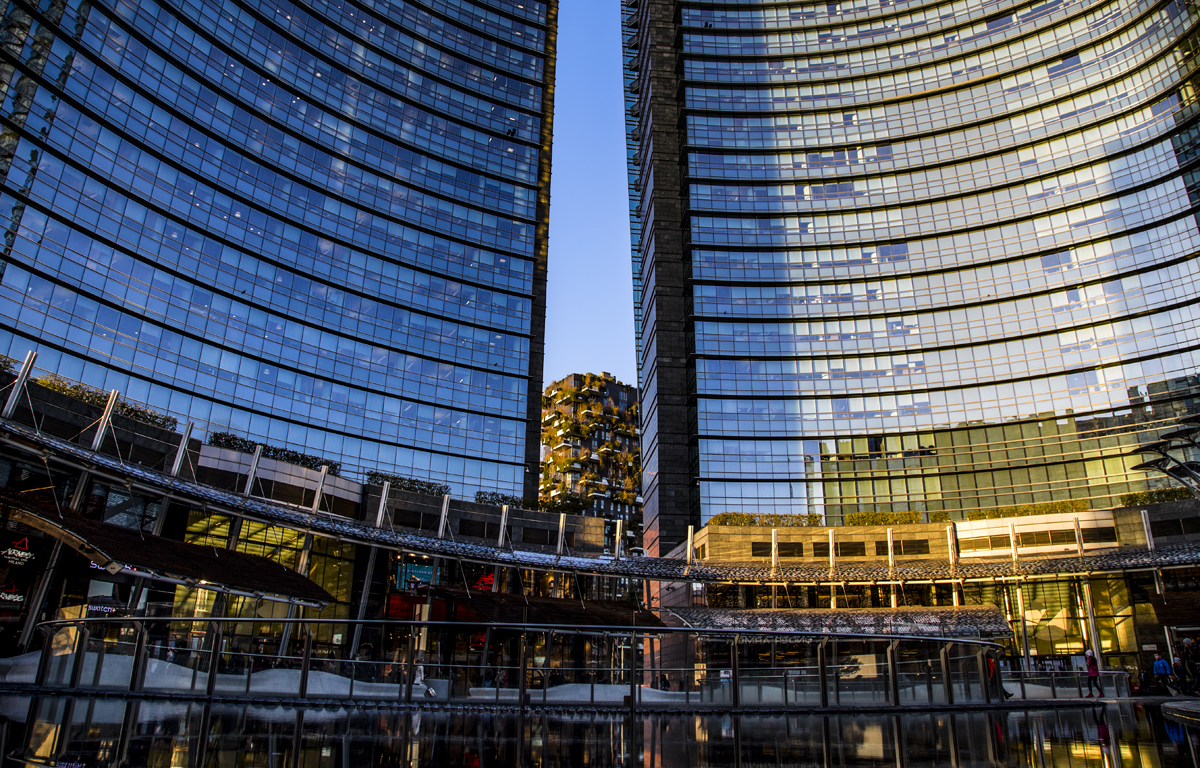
top-left (542, 1), bottom-right (637, 390)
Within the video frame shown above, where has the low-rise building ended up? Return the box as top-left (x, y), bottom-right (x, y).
top-left (659, 502), bottom-right (1200, 682)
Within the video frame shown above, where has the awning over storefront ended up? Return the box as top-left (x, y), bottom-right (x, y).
top-left (665, 605), bottom-right (1013, 641)
top-left (0, 489), bottom-right (332, 606)
top-left (429, 587), bottom-right (666, 630)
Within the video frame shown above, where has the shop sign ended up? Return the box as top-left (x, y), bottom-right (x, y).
top-left (0, 534), bottom-right (43, 611)
top-left (398, 562), bottom-right (434, 587)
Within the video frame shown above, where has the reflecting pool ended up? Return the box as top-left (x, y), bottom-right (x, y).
top-left (0, 697), bottom-right (1192, 767)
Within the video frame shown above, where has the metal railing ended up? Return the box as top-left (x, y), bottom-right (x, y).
top-left (1001, 669), bottom-right (1130, 700)
top-left (9, 616), bottom-right (1012, 710)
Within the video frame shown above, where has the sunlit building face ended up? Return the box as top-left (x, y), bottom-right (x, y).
top-left (626, 0), bottom-right (1200, 555)
top-left (0, 0), bottom-right (557, 498)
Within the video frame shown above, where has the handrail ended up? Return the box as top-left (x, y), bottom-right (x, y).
top-left (19, 614), bottom-right (1007, 710)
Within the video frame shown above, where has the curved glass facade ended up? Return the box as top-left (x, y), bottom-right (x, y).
top-left (0, 0), bottom-right (556, 497)
top-left (627, 0), bottom-right (1200, 551)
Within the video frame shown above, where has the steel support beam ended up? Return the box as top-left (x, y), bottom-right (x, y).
top-left (1, 350), bottom-right (35, 419)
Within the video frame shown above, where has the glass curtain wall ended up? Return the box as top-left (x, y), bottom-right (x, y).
top-left (626, 0), bottom-right (1200, 546)
top-left (0, 0), bottom-right (557, 498)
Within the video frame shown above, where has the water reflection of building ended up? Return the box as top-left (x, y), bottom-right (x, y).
top-left (6, 699), bottom-right (1190, 768)
top-left (624, 0), bottom-right (1200, 559)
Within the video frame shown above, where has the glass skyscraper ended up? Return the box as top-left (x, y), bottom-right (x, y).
top-left (0, 0), bottom-right (556, 498)
top-left (626, 0), bottom-right (1200, 555)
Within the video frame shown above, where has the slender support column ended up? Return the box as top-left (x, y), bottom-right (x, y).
top-left (115, 700), bottom-right (140, 767)
top-left (492, 504), bottom-right (509, 592)
top-left (627, 633), bottom-right (637, 711)
top-left (1, 349), bottom-right (35, 419)
top-left (69, 625), bottom-right (90, 689)
top-left (828, 529), bottom-right (838, 609)
top-left (940, 643), bottom-right (955, 705)
top-left (947, 711), bottom-right (961, 768)
top-left (976, 650), bottom-right (990, 703)
top-left (241, 445), bottom-right (263, 496)
top-left (1141, 510), bottom-right (1155, 551)
top-left (498, 504), bottom-right (510, 547)
top-left (771, 529), bottom-right (779, 575)
top-left (952, 581), bottom-right (960, 606)
top-left (1014, 581), bottom-right (1032, 671)
top-left (298, 625), bottom-right (313, 698)
top-left (436, 494), bottom-right (451, 540)
top-left (310, 465), bottom-right (328, 513)
top-left (349, 481), bottom-right (390, 654)
top-left (556, 513), bottom-right (566, 556)
top-left (170, 421), bottom-right (194, 477)
top-left (68, 388), bottom-right (118, 512)
top-left (91, 389), bottom-right (119, 452)
top-left (276, 533), bottom-right (312, 654)
top-left (68, 471), bottom-right (91, 513)
top-left (1081, 577), bottom-right (1103, 670)
top-left (614, 519), bottom-right (624, 561)
top-left (1009, 522), bottom-right (1020, 564)
top-left (686, 525), bottom-right (694, 565)
top-left (887, 640), bottom-right (900, 705)
top-left (519, 635), bottom-right (530, 708)
top-left (128, 622), bottom-right (148, 692)
top-left (731, 635), bottom-right (741, 708)
top-left (19, 541), bottom-right (63, 650)
top-left (1074, 516), bottom-right (1086, 557)
top-left (888, 528), bottom-right (898, 608)
top-left (478, 627), bottom-right (492, 690)
top-left (818, 639), bottom-right (829, 708)
top-left (404, 627), bottom-right (417, 704)
top-left (205, 622), bottom-right (223, 696)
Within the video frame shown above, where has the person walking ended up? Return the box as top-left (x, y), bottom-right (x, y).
top-left (1085, 649), bottom-right (1103, 698)
top-left (1183, 638), bottom-right (1198, 679)
top-left (986, 652), bottom-right (1013, 700)
top-left (1172, 656), bottom-right (1195, 696)
top-left (1154, 652), bottom-right (1173, 694)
